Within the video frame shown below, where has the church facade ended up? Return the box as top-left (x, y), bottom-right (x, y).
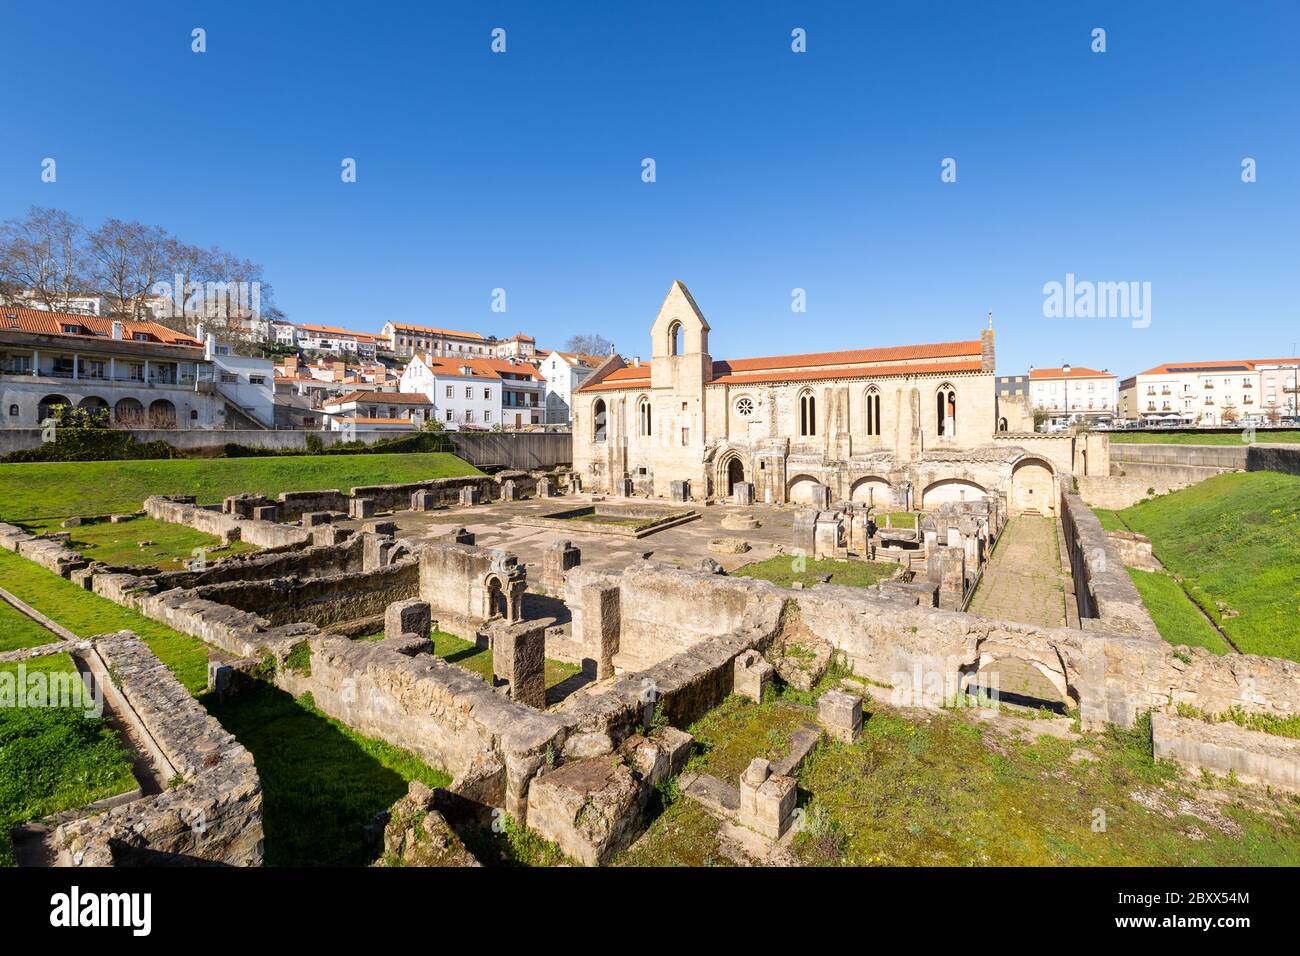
top-left (573, 282), bottom-right (1099, 515)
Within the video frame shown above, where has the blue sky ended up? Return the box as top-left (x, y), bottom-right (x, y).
top-left (3, 1), bottom-right (1296, 377)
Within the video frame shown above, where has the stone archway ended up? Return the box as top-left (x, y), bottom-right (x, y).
top-left (1010, 457), bottom-right (1055, 515)
top-left (786, 474), bottom-right (822, 505)
top-left (486, 575), bottom-right (508, 619)
top-left (722, 455), bottom-right (746, 497)
top-left (849, 475), bottom-right (891, 506)
top-left (920, 477), bottom-right (987, 509)
top-left (964, 653), bottom-right (1072, 712)
top-left (37, 394), bottom-right (70, 420)
top-left (149, 398), bottom-right (177, 427)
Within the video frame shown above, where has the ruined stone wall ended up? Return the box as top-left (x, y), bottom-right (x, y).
top-left (194, 559), bottom-right (419, 628)
top-left (151, 536), bottom-right (366, 590)
top-left (1246, 443), bottom-right (1300, 477)
top-left (145, 495), bottom-right (312, 550)
top-left (1059, 491), bottom-right (1156, 634)
top-left (57, 631), bottom-right (263, 866)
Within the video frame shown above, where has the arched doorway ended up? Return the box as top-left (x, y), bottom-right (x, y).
top-left (786, 474), bottom-right (823, 505)
top-left (920, 478), bottom-right (987, 508)
top-left (37, 394), bottom-right (70, 421)
top-left (964, 656), bottom-right (1070, 713)
top-left (725, 456), bottom-right (745, 496)
top-left (149, 399), bottom-right (177, 427)
top-left (114, 397), bottom-right (144, 425)
top-left (1010, 458), bottom-right (1055, 515)
top-left (486, 576), bottom-right (507, 619)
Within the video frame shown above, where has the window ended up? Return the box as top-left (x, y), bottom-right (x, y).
top-left (190, 409), bottom-right (198, 420)
top-left (864, 387), bottom-right (881, 436)
top-left (639, 396), bottom-right (652, 436)
top-left (445, 385), bottom-right (453, 398)
top-left (798, 390), bottom-right (816, 437)
top-left (484, 410), bottom-right (492, 423)
top-left (735, 396), bottom-right (754, 417)
top-left (465, 387), bottom-right (472, 399)
top-left (936, 385), bottom-right (957, 436)
top-left (593, 399), bottom-right (607, 443)
top-left (250, 375), bottom-right (265, 385)
top-left (484, 388), bottom-right (491, 400)
top-left (465, 409), bottom-right (474, 423)
top-left (221, 373), bottom-right (238, 383)
top-left (446, 410), bottom-right (453, 421)
top-left (7, 404), bottom-right (16, 417)
top-left (681, 427), bottom-right (689, 446)
top-left (668, 321), bottom-right (682, 356)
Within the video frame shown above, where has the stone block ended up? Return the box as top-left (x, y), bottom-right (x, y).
top-left (499, 480), bottom-right (519, 501)
top-left (524, 757), bottom-right (644, 866)
top-left (365, 519), bottom-right (398, 537)
top-left (410, 490), bottom-right (436, 511)
top-left (252, 505), bottom-right (278, 523)
top-left (733, 481), bottom-right (755, 505)
top-left (542, 539), bottom-right (581, 592)
top-left (459, 486), bottom-right (481, 507)
top-left (734, 649), bottom-right (775, 703)
top-left (385, 599), bottom-right (432, 640)
top-left (614, 477), bottom-right (633, 497)
top-left (491, 618), bottom-right (548, 709)
top-left (61, 516), bottom-right (83, 528)
top-left (109, 514), bottom-right (135, 524)
top-left (738, 758), bottom-right (797, 840)
top-left (536, 478), bottom-right (554, 498)
top-left (302, 511), bottom-right (333, 527)
top-left (349, 497), bottom-right (376, 520)
top-left (312, 525), bottom-right (350, 547)
top-left (669, 479), bottom-right (691, 502)
top-left (818, 689), bottom-right (864, 743)
top-left (445, 527), bottom-right (475, 545)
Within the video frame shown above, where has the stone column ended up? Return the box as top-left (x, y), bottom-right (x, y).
top-left (490, 618), bottom-right (549, 709)
top-left (385, 598), bottom-right (431, 640)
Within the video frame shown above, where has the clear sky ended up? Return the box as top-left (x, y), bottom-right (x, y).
top-left (3, 1), bottom-right (1296, 377)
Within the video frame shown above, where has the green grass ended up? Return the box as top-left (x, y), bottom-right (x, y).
top-left (21, 517), bottom-right (255, 572)
top-left (0, 597), bottom-right (60, 652)
top-left (204, 686), bottom-right (451, 866)
top-left (0, 549), bottom-right (209, 693)
top-left (875, 511), bottom-right (917, 529)
top-left (1114, 471), bottom-right (1300, 660)
top-left (732, 555), bottom-right (898, 589)
top-left (0, 452), bottom-right (483, 523)
top-left (617, 697), bottom-right (1300, 867)
top-left (1091, 508), bottom-right (1127, 532)
top-left (1109, 430), bottom-right (1300, 445)
top-left (0, 654), bottom-right (137, 866)
top-left (361, 629), bottom-right (582, 691)
top-left (1127, 569), bottom-right (1232, 655)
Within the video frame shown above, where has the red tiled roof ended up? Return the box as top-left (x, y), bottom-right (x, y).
top-left (387, 322), bottom-right (485, 340)
top-left (713, 340), bottom-right (982, 376)
top-left (331, 417), bottom-right (417, 425)
top-left (324, 390), bottom-right (433, 407)
top-left (0, 307), bottom-right (200, 346)
top-left (710, 360), bottom-right (984, 387)
top-left (1029, 366), bottom-right (1114, 380)
top-left (419, 354), bottom-right (545, 381)
top-left (1137, 360), bottom-right (1257, 376)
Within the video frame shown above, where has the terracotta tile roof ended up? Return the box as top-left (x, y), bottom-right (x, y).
top-left (331, 417), bottom-right (417, 425)
top-left (1029, 366), bottom-right (1114, 380)
top-left (419, 354), bottom-right (545, 381)
top-left (1137, 360), bottom-right (1257, 376)
top-left (579, 341), bottom-right (986, 392)
top-left (0, 306), bottom-right (200, 346)
top-left (324, 390), bottom-right (433, 407)
top-left (387, 322), bottom-right (485, 340)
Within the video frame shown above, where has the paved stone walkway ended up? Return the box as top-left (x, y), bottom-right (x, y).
top-left (967, 516), bottom-right (1067, 629)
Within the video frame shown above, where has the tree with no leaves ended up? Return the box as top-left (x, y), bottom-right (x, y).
top-left (0, 206), bottom-right (88, 310)
top-left (564, 334), bottom-right (614, 358)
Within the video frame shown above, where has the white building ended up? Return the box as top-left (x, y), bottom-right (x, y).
top-left (1027, 365), bottom-right (1117, 422)
top-left (293, 324), bottom-right (379, 360)
top-left (321, 390), bottom-right (431, 432)
top-left (383, 322), bottom-right (493, 360)
top-left (1119, 357), bottom-right (1300, 425)
top-left (538, 349), bottom-right (601, 425)
top-left (399, 354), bottom-right (545, 429)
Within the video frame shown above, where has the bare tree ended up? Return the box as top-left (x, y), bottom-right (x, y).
top-left (564, 334), bottom-right (614, 357)
top-left (0, 207), bottom-right (88, 309)
top-left (87, 219), bottom-right (172, 319)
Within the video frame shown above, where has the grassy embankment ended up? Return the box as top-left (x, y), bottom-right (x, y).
top-left (0, 451), bottom-right (482, 523)
top-left (0, 654), bottom-right (137, 866)
top-left (1094, 471), bottom-right (1300, 661)
top-left (20, 517), bottom-right (255, 572)
top-left (732, 555), bottom-right (898, 589)
top-left (1109, 430), bottom-right (1300, 445)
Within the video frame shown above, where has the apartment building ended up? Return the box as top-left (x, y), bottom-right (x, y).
top-left (321, 390), bottom-right (432, 432)
top-left (1117, 358), bottom-right (1300, 424)
top-left (398, 354), bottom-right (545, 429)
top-left (292, 323), bottom-right (379, 360)
top-left (538, 349), bottom-right (601, 425)
top-left (1026, 366), bottom-right (1118, 421)
top-left (382, 322), bottom-right (493, 360)
top-left (0, 307), bottom-right (273, 429)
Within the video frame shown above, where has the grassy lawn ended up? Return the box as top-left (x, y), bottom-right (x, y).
top-left (0, 654), bottom-right (137, 866)
top-left (0, 452), bottom-right (482, 523)
top-left (361, 629), bottom-right (582, 690)
top-left (1091, 507), bottom-right (1126, 532)
top-left (618, 695), bottom-right (1300, 866)
top-left (1112, 471), bottom-right (1300, 661)
top-left (1109, 430), bottom-right (1300, 445)
top-left (21, 517), bottom-right (255, 572)
top-left (0, 549), bottom-right (210, 693)
top-left (875, 511), bottom-right (916, 529)
top-left (732, 555), bottom-right (898, 589)
top-left (1127, 569), bottom-right (1232, 655)
top-left (0, 597), bottom-right (60, 652)
top-left (204, 686), bottom-right (451, 866)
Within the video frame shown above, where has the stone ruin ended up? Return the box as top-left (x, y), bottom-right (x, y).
top-left (4, 461), bottom-right (1300, 869)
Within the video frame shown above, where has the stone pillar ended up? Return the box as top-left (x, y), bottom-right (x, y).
top-left (818, 689), bottom-right (864, 743)
top-left (364, 519), bottom-right (397, 536)
top-left (313, 525), bottom-right (350, 547)
top-left (459, 485), bottom-right (481, 507)
top-left (385, 599), bottom-right (431, 640)
top-left (738, 758), bottom-right (797, 840)
top-left (809, 483), bottom-right (832, 510)
top-left (490, 618), bottom-right (548, 709)
top-left (614, 477), bottom-right (633, 497)
top-left (669, 480), bottom-right (691, 502)
top-left (542, 540), bottom-right (581, 593)
top-left (578, 582), bottom-right (620, 679)
top-left (733, 481), bottom-right (754, 506)
top-left (349, 497), bottom-right (375, 520)
top-left (499, 480), bottom-right (519, 501)
top-left (410, 490), bottom-right (435, 511)
top-left (252, 505), bottom-right (278, 523)
top-left (536, 478), bottom-right (554, 498)
top-left (303, 511), bottom-right (333, 527)
top-left (926, 545), bottom-right (967, 610)
top-left (733, 650), bottom-right (774, 703)
top-left (363, 533), bottom-right (395, 571)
